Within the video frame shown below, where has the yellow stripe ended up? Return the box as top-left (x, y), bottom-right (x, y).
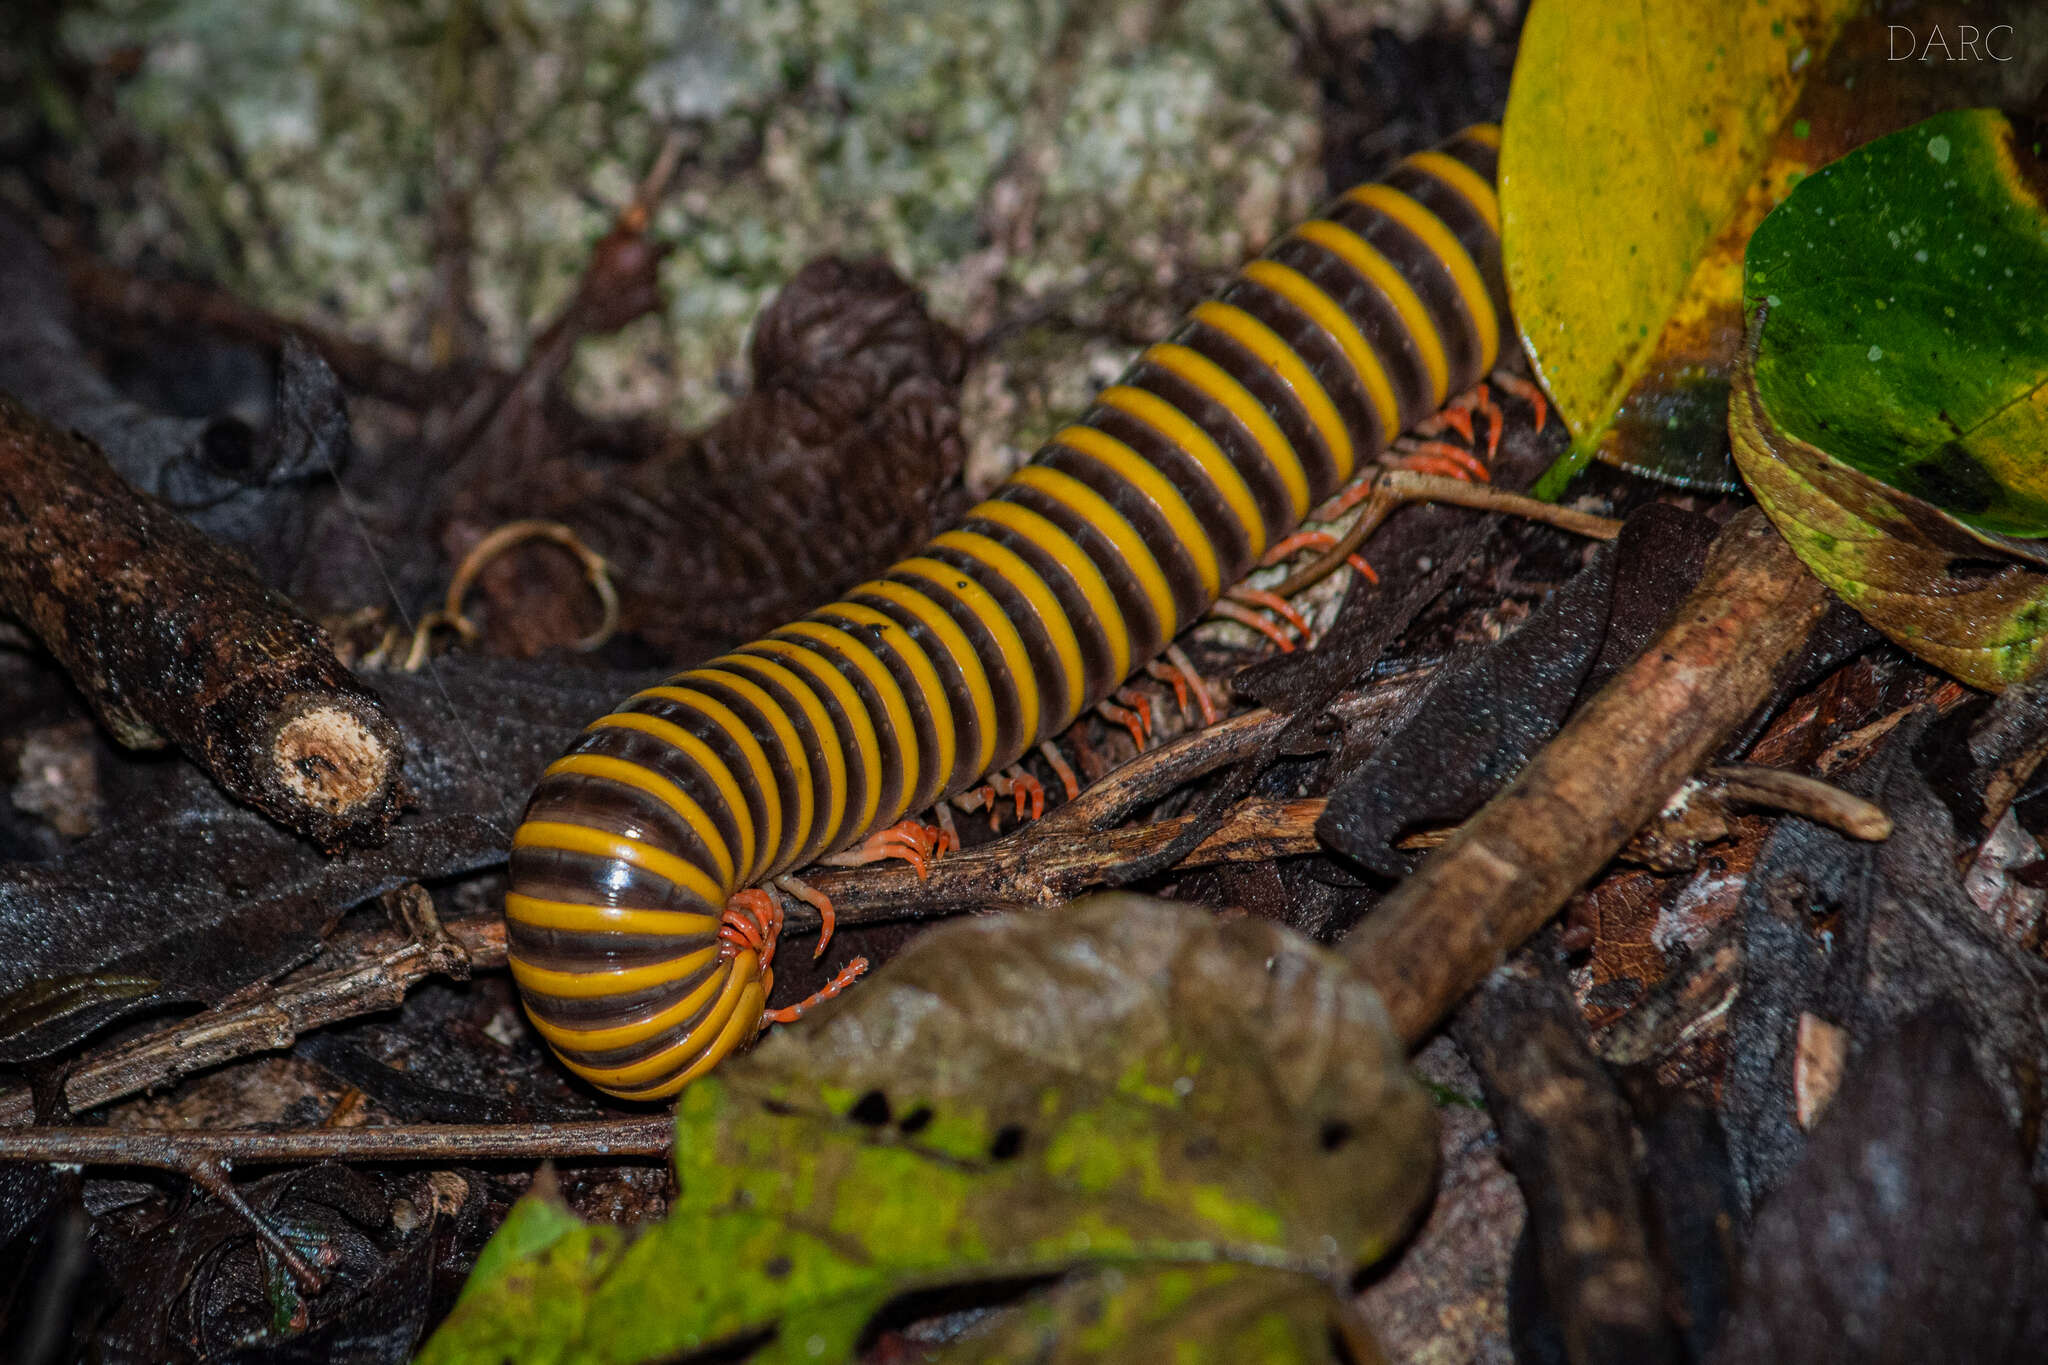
top-left (1051, 425), bottom-right (1222, 598)
top-left (1191, 300), bottom-right (1351, 487)
top-left (547, 953), bottom-right (759, 1091)
top-left (1010, 464), bottom-right (1179, 641)
top-left (968, 498), bottom-right (1131, 683)
top-left (777, 621), bottom-right (921, 827)
top-left (513, 820), bottom-right (725, 908)
top-left (1097, 383), bottom-right (1269, 560)
top-left (639, 686), bottom-right (783, 879)
top-left (1463, 123), bottom-right (1501, 149)
top-left (850, 579), bottom-right (999, 780)
top-left (1291, 218), bottom-right (1448, 407)
top-left (689, 668), bottom-right (814, 871)
top-left (1405, 150), bottom-right (1500, 236)
top-left (815, 600), bottom-right (956, 812)
top-left (509, 941), bottom-right (721, 1000)
top-left (523, 952), bottom-right (729, 1053)
top-left (619, 971), bottom-right (766, 1100)
top-left (588, 712), bottom-right (756, 883)
top-left (933, 530), bottom-right (1087, 733)
top-left (1343, 184), bottom-right (1500, 377)
top-left (747, 637), bottom-right (885, 847)
top-left (1136, 344), bottom-right (1306, 523)
top-left (505, 891), bottom-right (720, 939)
top-left (715, 653), bottom-right (847, 863)
top-left (895, 555), bottom-right (1041, 759)
top-left (1241, 259), bottom-right (1399, 455)
top-left (540, 753), bottom-right (736, 893)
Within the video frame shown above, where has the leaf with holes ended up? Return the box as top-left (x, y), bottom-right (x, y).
top-left (1732, 109), bottom-right (2048, 688)
top-left (418, 895), bottom-right (1436, 1365)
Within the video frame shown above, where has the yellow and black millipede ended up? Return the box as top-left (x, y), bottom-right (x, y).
top-left (506, 126), bottom-right (1510, 1099)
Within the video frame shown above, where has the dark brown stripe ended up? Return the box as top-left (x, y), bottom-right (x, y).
top-left (923, 541), bottom-right (1073, 745)
top-left (880, 564), bottom-right (1033, 775)
top-left (1175, 315), bottom-right (1340, 502)
top-left (1219, 274), bottom-right (1392, 473)
top-left (1264, 234), bottom-right (1436, 432)
top-left (733, 640), bottom-right (877, 856)
top-left (959, 504), bottom-right (1120, 702)
top-left (1001, 479), bottom-right (1167, 663)
top-left (1325, 194), bottom-right (1482, 393)
top-left (1040, 440), bottom-right (1212, 629)
top-left (804, 606), bottom-right (944, 816)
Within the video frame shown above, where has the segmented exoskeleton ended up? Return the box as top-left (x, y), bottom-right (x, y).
top-left (507, 126), bottom-right (1509, 1098)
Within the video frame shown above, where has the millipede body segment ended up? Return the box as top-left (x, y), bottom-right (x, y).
top-left (507, 126), bottom-right (1511, 1099)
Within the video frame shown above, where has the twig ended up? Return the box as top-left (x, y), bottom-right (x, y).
top-left (1706, 763), bottom-right (1892, 840)
top-left (1345, 509), bottom-right (1832, 1045)
top-left (0, 918), bottom-right (505, 1127)
top-left (0, 395), bottom-right (405, 848)
top-left (0, 1116), bottom-right (673, 1169)
top-left (788, 673), bottom-right (1432, 928)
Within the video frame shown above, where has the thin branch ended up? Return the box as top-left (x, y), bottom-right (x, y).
top-left (1346, 510), bottom-right (1833, 1045)
top-left (0, 1116), bottom-right (673, 1171)
top-left (0, 917), bottom-right (504, 1127)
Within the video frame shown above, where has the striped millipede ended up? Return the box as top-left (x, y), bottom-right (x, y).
top-left (506, 125), bottom-right (1511, 1099)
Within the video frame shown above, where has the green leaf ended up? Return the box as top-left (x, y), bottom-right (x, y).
top-left (418, 895), bottom-right (1436, 1365)
top-left (1503, 0), bottom-right (2046, 497)
top-left (1732, 108), bottom-right (2048, 689)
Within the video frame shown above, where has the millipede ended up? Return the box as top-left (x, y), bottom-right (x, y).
top-left (506, 125), bottom-right (1511, 1099)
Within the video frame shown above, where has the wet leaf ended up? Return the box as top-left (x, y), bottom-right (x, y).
top-left (1731, 109), bottom-right (2048, 689)
top-left (1505, 2), bottom-right (2047, 495)
top-left (421, 895), bottom-right (1436, 1365)
top-left (1504, 0), bottom-right (1858, 493)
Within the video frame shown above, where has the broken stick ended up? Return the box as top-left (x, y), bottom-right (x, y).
top-left (1346, 509), bottom-right (1831, 1044)
top-left (0, 394), bottom-right (404, 848)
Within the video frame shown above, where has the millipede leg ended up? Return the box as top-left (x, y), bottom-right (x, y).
top-left (1491, 370), bottom-right (1550, 432)
top-left (931, 800), bottom-right (960, 854)
top-left (772, 875), bottom-right (838, 957)
top-left (764, 956), bottom-right (871, 1026)
top-left (1159, 644), bottom-right (1219, 726)
top-left (1207, 598), bottom-right (1297, 653)
top-left (722, 888), bottom-right (784, 971)
top-left (817, 819), bottom-right (948, 879)
top-left (1225, 585), bottom-right (1313, 643)
top-left (1037, 740), bottom-right (1082, 801)
top-left (1386, 439), bottom-right (1490, 483)
top-left (1001, 765), bottom-right (1045, 821)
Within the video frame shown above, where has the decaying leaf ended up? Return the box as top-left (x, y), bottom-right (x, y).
top-left (1715, 1014), bottom-right (2048, 1362)
top-left (1318, 503), bottom-right (1714, 878)
top-left (1732, 108), bottom-right (2048, 688)
top-left (420, 894), bottom-right (1436, 1365)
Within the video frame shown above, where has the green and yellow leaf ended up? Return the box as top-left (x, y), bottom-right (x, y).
top-left (1732, 108), bottom-right (2048, 689)
top-left (418, 895), bottom-right (1437, 1365)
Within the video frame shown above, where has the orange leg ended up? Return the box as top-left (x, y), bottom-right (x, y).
top-left (1208, 598), bottom-right (1296, 653)
top-left (1491, 370), bottom-right (1549, 432)
top-left (818, 819), bottom-right (948, 879)
top-left (1414, 396), bottom-right (1475, 444)
top-left (1387, 440), bottom-right (1490, 483)
top-left (932, 800), bottom-right (960, 855)
top-left (993, 765), bottom-right (1045, 822)
top-left (722, 888), bottom-right (785, 972)
top-left (1226, 585), bottom-right (1313, 642)
top-left (1312, 475), bottom-right (1379, 522)
top-left (1155, 644), bottom-right (1219, 726)
top-left (764, 956), bottom-right (871, 1025)
top-left (1037, 740), bottom-right (1082, 801)
top-left (772, 874), bottom-right (838, 958)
